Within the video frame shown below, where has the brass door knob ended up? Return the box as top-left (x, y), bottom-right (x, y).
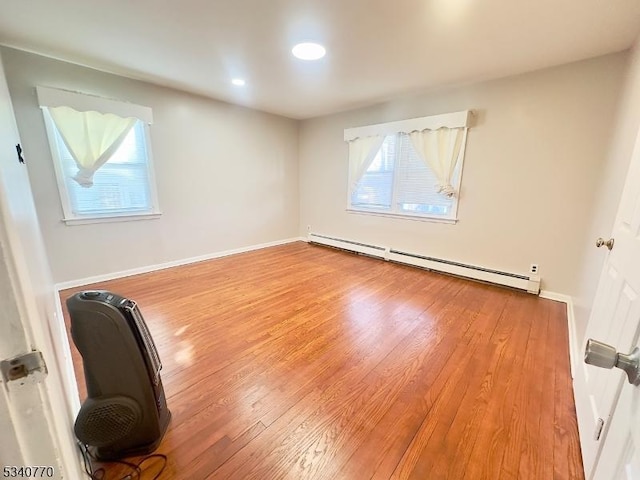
top-left (596, 237), bottom-right (614, 250)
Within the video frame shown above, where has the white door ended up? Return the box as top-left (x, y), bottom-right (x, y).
top-left (575, 113), bottom-right (640, 478)
top-left (592, 333), bottom-right (640, 479)
top-left (0, 54), bottom-right (83, 478)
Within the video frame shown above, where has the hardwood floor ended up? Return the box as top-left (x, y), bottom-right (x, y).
top-left (59, 242), bottom-right (584, 479)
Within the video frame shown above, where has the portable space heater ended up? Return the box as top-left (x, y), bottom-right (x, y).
top-left (67, 291), bottom-right (171, 460)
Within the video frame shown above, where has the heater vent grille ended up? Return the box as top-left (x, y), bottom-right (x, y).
top-left (75, 398), bottom-right (141, 447)
top-left (125, 300), bottom-right (162, 384)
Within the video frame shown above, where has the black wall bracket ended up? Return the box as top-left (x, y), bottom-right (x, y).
top-left (15, 144), bottom-right (24, 164)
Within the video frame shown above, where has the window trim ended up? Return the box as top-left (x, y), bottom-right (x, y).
top-left (61, 212), bottom-right (162, 226)
top-left (38, 88), bottom-right (161, 226)
top-left (346, 208), bottom-right (458, 224)
top-left (345, 111), bottom-right (470, 223)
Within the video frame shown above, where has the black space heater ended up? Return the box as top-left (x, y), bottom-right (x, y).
top-left (67, 291), bottom-right (171, 460)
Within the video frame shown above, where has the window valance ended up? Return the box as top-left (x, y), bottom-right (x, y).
top-left (36, 86), bottom-right (153, 124)
top-left (343, 110), bottom-right (470, 142)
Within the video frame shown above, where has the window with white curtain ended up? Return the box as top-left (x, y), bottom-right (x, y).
top-left (37, 86), bottom-right (160, 225)
top-left (345, 110), bottom-right (470, 222)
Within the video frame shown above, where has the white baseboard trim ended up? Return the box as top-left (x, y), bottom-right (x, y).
top-left (540, 290), bottom-right (577, 380)
top-left (55, 237), bottom-right (305, 290)
top-left (566, 298), bottom-right (578, 380)
top-left (539, 290), bottom-right (571, 303)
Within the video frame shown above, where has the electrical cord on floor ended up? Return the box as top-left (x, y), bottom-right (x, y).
top-left (78, 442), bottom-right (167, 479)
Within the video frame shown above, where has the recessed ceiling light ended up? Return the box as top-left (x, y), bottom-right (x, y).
top-left (292, 42), bottom-right (326, 61)
top-left (231, 78), bottom-right (246, 86)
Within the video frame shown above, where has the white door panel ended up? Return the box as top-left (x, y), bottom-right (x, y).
top-left (577, 109), bottom-right (640, 478)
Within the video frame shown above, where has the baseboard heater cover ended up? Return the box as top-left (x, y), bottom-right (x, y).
top-left (308, 233), bottom-right (540, 294)
top-left (308, 233), bottom-right (386, 259)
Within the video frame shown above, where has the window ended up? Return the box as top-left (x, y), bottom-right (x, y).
top-left (37, 86), bottom-right (160, 225)
top-left (346, 111), bottom-right (470, 223)
top-left (351, 133), bottom-right (458, 217)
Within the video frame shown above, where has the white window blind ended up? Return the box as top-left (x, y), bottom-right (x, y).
top-left (50, 116), bottom-right (153, 216)
top-left (350, 133), bottom-right (459, 220)
top-left (351, 137), bottom-right (396, 209)
top-left (395, 134), bottom-right (455, 216)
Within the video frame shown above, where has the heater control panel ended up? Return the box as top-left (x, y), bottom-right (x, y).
top-left (80, 290), bottom-right (118, 304)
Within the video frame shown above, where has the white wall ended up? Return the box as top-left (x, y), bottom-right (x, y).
top-left (2, 45), bottom-right (633, 298)
top-left (298, 53), bottom-right (628, 294)
top-left (1, 47), bottom-right (299, 284)
top-left (572, 38), bottom-right (640, 345)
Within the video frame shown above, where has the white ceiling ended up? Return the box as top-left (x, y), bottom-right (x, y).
top-left (1, 0), bottom-right (639, 119)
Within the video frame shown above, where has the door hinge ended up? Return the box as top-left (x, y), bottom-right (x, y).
top-left (594, 417), bottom-right (605, 441)
top-left (0, 351), bottom-right (47, 384)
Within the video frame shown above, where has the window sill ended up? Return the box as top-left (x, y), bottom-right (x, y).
top-left (346, 208), bottom-right (457, 224)
top-left (62, 212), bottom-right (162, 226)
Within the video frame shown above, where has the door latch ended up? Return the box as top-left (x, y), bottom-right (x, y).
top-left (0, 351), bottom-right (47, 384)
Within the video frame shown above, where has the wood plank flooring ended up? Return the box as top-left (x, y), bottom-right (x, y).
top-left (59, 242), bottom-right (584, 479)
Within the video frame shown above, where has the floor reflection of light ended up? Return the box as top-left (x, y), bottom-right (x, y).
top-left (174, 325), bottom-right (189, 336)
top-left (344, 286), bottom-right (429, 352)
top-left (174, 341), bottom-right (195, 366)
top-left (346, 288), bottom-right (425, 327)
top-left (345, 288), bottom-right (376, 328)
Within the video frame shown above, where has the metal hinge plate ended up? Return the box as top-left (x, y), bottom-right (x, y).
top-left (0, 351), bottom-right (47, 384)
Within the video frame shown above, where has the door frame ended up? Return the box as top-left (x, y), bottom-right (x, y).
top-left (0, 52), bottom-right (84, 478)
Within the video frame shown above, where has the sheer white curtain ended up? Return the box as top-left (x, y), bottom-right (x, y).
top-left (348, 135), bottom-right (385, 194)
top-left (48, 106), bottom-right (137, 187)
top-left (409, 127), bottom-right (464, 198)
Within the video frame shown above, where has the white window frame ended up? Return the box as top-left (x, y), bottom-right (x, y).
top-left (37, 86), bottom-right (161, 225)
top-left (344, 110), bottom-right (471, 224)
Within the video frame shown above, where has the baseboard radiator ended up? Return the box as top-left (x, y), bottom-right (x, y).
top-left (308, 233), bottom-right (540, 294)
